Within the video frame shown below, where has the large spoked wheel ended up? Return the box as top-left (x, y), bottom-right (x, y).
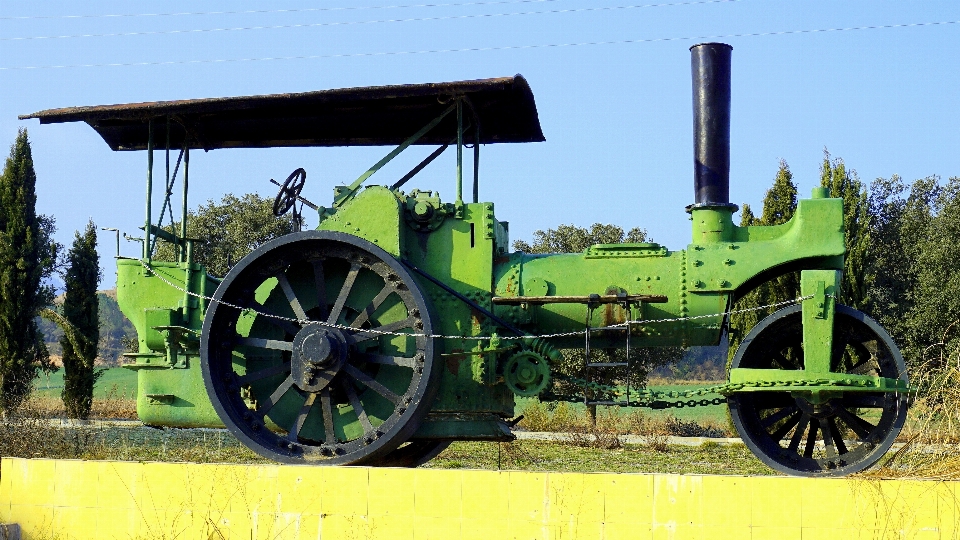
top-left (729, 304), bottom-right (909, 476)
top-left (201, 231), bottom-right (438, 465)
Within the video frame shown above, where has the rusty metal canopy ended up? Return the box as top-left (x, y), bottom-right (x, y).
top-left (19, 75), bottom-right (544, 151)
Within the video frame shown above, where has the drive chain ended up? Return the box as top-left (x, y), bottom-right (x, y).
top-left (554, 373), bottom-right (887, 409)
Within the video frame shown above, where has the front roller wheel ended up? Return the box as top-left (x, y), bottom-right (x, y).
top-left (729, 305), bottom-right (909, 476)
top-left (200, 231), bottom-right (438, 465)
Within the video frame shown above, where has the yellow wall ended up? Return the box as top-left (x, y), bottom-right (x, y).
top-left (0, 457), bottom-right (957, 539)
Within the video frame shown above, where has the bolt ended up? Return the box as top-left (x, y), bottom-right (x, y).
top-left (723, 259), bottom-right (733, 266)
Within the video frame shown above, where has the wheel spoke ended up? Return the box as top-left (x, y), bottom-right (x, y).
top-left (276, 271), bottom-right (308, 321)
top-left (350, 284), bottom-right (395, 329)
top-left (328, 262), bottom-right (361, 324)
top-left (829, 418), bottom-right (848, 454)
top-left (356, 352), bottom-right (416, 368)
top-left (257, 376), bottom-right (295, 416)
top-left (343, 364), bottom-right (401, 404)
top-left (245, 302), bottom-right (301, 336)
top-left (320, 387), bottom-right (336, 443)
top-left (788, 414), bottom-right (811, 452)
top-left (236, 337), bottom-right (294, 352)
top-left (820, 418), bottom-right (838, 458)
top-left (835, 407), bottom-right (876, 440)
top-left (342, 379), bottom-right (374, 433)
top-left (760, 404), bottom-right (799, 429)
top-left (803, 421), bottom-right (819, 458)
top-left (287, 393), bottom-right (317, 442)
top-left (769, 410), bottom-right (803, 442)
top-left (312, 260), bottom-right (328, 321)
top-left (351, 317), bottom-right (416, 343)
top-left (237, 362), bottom-right (291, 385)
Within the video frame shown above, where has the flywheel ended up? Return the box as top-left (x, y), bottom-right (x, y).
top-left (200, 231), bottom-right (439, 465)
top-left (728, 304), bottom-right (909, 476)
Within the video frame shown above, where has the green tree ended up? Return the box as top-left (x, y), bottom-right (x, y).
top-left (864, 175), bottom-right (939, 352)
top-left (820, 151), bottom-right (871, 310)
top-left (513, 223), bottom-right (682, 419)
top-left (0, 129), bottom-right (59, 414)
top-left (153, 193), bottom-right (298, 277)
top-left (728, 160), bottom-right (799, 361)
top-left (899, 177), bottom-right (960, 363)
top-left (60, 220), bottom-right (103, 419)
top-left (513, 223), bottom-right (649, 253)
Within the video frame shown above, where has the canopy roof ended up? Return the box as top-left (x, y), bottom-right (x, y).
top-left (19, 75), bottom-right (544, 151)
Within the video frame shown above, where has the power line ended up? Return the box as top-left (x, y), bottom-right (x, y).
top-left (3, 19), bottom-right (956, 71)
top-left (2, 0), bottom-right (738, 42)
top-left (0, 0), bottom-right (558, 21)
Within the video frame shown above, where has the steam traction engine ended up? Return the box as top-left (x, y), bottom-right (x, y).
top-left (22, 43), bottom-right (909, 476)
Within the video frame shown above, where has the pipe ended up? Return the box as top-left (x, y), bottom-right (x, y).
top-left (691, 43), bottom-right (732, 206)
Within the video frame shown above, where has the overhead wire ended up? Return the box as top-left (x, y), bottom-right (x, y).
top-left (2, 0), bottom-right (739, 42)
top-left (2, 19), bottom-right (957, 71)
top-left (0, 0), bottom-right (561, 21)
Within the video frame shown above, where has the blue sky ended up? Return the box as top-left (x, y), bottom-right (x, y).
top-left (1, 0), bottom-right (958, 289)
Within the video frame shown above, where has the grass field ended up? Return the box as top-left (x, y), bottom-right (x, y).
top-left (32, 366), bottom-right (137, 399)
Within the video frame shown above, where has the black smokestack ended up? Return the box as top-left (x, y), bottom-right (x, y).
top-left (691, 43), bottom-right (732, 205)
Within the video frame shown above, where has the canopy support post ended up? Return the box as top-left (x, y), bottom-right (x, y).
top-left (144, 119), bottom-right (154, 261)
top-left (334, 102), bottom-right (456, 208)
top-left (180, 147), bottom-right (190, 263)
top-left (473, 122), bottom-right (480, 203)
top-left (456, 99), bottom-right (464, 206)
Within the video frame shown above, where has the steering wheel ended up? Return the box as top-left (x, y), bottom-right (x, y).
top-left (273, 168), bottom-right (306, 217)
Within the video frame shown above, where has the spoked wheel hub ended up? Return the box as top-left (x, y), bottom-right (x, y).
top-left (201, 231), bottom-right (439, 465)
top-left (729, 304), bottom-right (909, 476)
top-left (291, 324), bottom-right (348, 392)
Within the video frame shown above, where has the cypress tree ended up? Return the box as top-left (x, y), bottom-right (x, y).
top-left (0, 129), bottom-right (57, 414)
top-left (61, 220), bottom-right (102, 419)
top-left (819, 151), bottom-right (871, 310)
top-left (727, 160), bottom-right (799, 361)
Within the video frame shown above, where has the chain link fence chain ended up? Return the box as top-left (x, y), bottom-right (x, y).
top-left (138, 259), bottom-right (815, 342)
top-left (137, 260), bottom-right (842, 410)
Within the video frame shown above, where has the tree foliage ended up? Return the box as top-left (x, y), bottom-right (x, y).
top-left (820, 151), bottom-right (871, 310)
top-left (61, 220), bottom-right (103, 419)
top-left (513, 223), bottom-right (650, 253)
top-left (153, 193), bottom-right (298, 277)
top-left (0, 129), bottom-right (59, 414)
top-left (863, 175), bottom-right (937, 353)
top-left (877, 176), bottom-right (960, 365)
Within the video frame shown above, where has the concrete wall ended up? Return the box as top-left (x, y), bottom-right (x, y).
top-left (0, 457), bottom-right (956, 539)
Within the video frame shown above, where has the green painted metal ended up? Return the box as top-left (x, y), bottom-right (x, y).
top-left (103, 95), bottom-right (902, 445)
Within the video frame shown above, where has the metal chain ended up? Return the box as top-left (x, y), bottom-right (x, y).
top-left (555, 373), bottom-right (884, 409)
top-left (138, 258), bottom-right (813, 342)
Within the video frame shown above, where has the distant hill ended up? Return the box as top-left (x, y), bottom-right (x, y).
top-left (37, 288), bottom-right (136, 366)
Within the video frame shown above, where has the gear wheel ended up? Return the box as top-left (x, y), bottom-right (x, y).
top-left (503, 351), bottom-right (551, 397)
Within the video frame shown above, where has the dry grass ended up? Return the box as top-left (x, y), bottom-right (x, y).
top-left (865, 325), bottom-right (960, 479)
top-left (19, 384), bottom-right (138, 420)
top-left (517, 400), bottom-right (731, 451)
